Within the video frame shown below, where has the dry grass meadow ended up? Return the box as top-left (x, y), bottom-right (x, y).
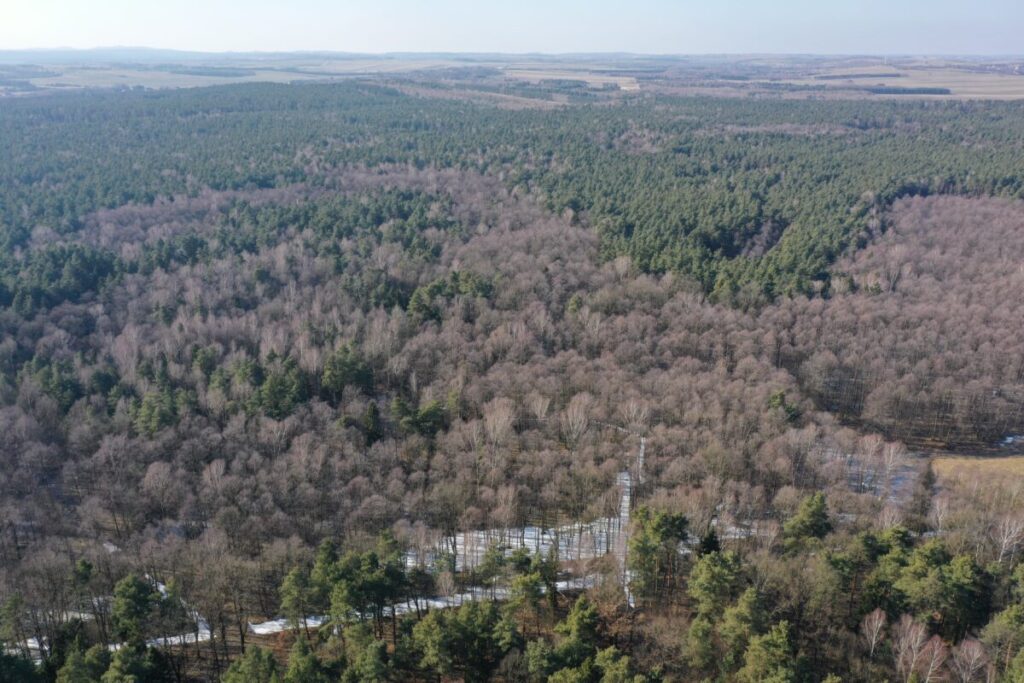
top-left (932, 454), bottom-right (1024, 482)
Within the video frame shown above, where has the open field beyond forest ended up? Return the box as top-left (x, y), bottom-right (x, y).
top-left (6, 52), bottom-right (1024, 100)
top-left (782, 63), bottom-right (1024, 100)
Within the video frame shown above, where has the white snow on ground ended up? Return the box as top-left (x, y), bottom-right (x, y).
top-left (405, 434), bottom-right (646, 575)
top-left (250, 615), bottom-right (328, 636)
top-left (246, 577), bottom-right (599, 636)
top-left (22, 430), bottom-right (648, 655)
top-left (146, 619), bottom-right (212, 648)
top-left (241, 434), bottom-right (653, 640)
top-left (405, 517), bottom-right (628, 573)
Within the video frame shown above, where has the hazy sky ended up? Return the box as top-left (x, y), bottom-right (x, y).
top-left (3, 0), bottom-right (1023, 55)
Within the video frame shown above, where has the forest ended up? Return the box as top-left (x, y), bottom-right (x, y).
top-left (1, 81), bottom-right (1024, 681)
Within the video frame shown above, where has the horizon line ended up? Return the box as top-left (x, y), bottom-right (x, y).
top-left (2, 46), bottom-right (1024, 59)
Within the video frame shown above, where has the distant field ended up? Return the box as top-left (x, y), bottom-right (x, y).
top-left (29, 66), bottom-right (317, 89)
top-left (7, 55), bottom-right (1024, 99)
top-left (932, 455), bottom-right (1024, 481)
top-left (1, 60), bottom-right (646, 95)
top-left (0, 59), bottom-right (467, 94)
top-left (781, 64), bottom-right (1024, 99)
top-left (504, 68), bottom-right (640, 91)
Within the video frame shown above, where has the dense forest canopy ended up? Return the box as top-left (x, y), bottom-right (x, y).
top-left (4, 83), bottom-right (1024, 305)
top-left (2, 81), bottom-right (1024, 682)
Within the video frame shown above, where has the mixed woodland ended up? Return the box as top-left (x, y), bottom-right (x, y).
top-left (1, 82), bottom-right (1024, 681)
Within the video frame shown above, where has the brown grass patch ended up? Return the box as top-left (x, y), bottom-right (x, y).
top-left (932, 455), bottom-right (1024, 482)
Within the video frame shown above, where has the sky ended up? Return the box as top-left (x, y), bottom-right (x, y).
top-left (2, 0), bottom-right (1023, 55)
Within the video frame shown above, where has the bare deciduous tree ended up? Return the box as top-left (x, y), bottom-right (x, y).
top-left (861, 608), bottom-right (887, 659)
top-left (484, 397), bottom-right (516, 449)
top-left (894, 615), bottom-right (929, 683)
top-left (879, 505), bottom-right (904, 530)
top-left (919, 636), bottom-right (948, 683)
top-left (528, 392), bottom-right (550, 423)
top-left (992, 515), bottom-right (1024, 564)
top-left (561, 392), bottom-right (593, 451)
top-left (621, 398), bottom-right (649, 431)
top-left (930, 495), bottom-right (951, 533)
top-left (882, 442), bottom-right (908, 499)
top-left (948, 639), bottom-right (988, 683)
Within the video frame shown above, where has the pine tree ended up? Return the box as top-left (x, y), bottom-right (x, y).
top-left (283, 637), bottom-right (328, 683)
top-left (737, 622), bottom-right (796, 683)
top-left (280, 568), bottom-right (312, 638)
top-left (0, 652), bottom-right (42, 683)
top-left (783, 492), bottom-right (832, 546)
top-left (221, 646), bottom-right (280, 683)
top-left (688, 550), bottom-right (744, 616)
top-left (697, 528), bottom-right (721, 556)
top-left (111, 575), bottom-right (155, 642)
top-left (321, 344), bottom-right (372, 403)
top-left (718, 588), bottom-right (765, 672)
top-left (310, 541), bottom-right (339, 614)
top-left (684, 616), bottom-right (715, 671)
top-left (100, 643), bottom-right (149, 683)
top-left (344, 639), bottom-right (388, 683)
top-left (55, 651), bottom-right (92, 683)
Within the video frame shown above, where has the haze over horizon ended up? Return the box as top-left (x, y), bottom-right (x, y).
top-left (4, 0), bottom-right (1024, 57)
